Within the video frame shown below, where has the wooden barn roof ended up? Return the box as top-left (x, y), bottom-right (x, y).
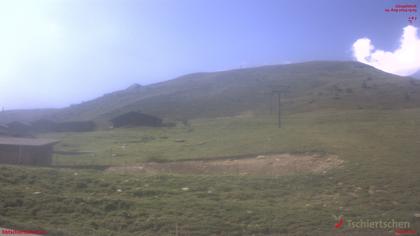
top-left (0, 137), bottom-right (59, 146)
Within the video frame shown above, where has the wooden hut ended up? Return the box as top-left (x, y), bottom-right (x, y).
top-left (54, 121), bottom-right (95, 132)
top-left (0, 125), bottom-right (9, 136)
top-left (110, 112), bottom-right (162, 128)
top-left (5, 121), bottom-right (32, 137)
top-left (31, 119), bottom-right (57, 133)
top-left (0, 137), bottom-right (59, 166)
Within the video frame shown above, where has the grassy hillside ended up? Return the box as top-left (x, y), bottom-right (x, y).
top-left (33, 61), bottom-right (420, 123)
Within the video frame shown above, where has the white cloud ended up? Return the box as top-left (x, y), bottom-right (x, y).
top-left (352, 25), bottom-right (420, 76)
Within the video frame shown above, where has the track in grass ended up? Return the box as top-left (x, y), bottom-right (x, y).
top-left (106, 153), bottom-right (343, 176)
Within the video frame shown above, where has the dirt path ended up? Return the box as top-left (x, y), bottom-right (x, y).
top-left (106, 153), bottom-right (343, 176)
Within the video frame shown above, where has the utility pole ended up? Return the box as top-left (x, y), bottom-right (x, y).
top-left (269, 85), bottom-right (288, 128)
top-left (272, 90), bottom-right (282, 128)
top-left (270, 95), bottom-right (273, 114)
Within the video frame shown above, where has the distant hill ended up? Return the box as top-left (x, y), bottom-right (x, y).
top-left (0, 109), bottom-right (57, 124)
top-left (2, 61), bottom-right (420, 123)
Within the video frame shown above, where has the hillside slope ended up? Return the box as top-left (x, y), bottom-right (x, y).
top-left (2, 61), bottom-right (420, 123)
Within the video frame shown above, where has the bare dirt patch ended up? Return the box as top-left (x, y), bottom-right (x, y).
top-left (106, 153), bottom-right (343, 176)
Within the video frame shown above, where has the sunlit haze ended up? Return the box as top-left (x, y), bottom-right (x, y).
top-left (0, 0), bottom-right (418, 109)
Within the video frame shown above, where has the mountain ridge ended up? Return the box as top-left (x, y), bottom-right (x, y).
top-left (1, 61), bottom-right (420, 124)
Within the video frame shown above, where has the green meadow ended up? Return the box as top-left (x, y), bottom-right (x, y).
top-left (1, 108), bottom-right (420, 235)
